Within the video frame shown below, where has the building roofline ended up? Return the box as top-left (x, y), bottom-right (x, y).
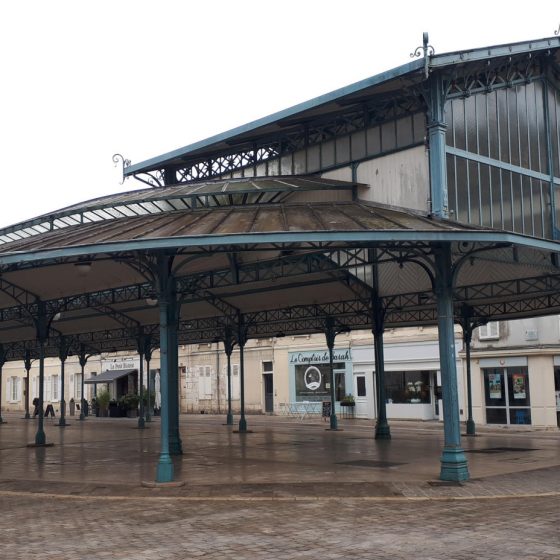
top-left (124, 35), bottom-right (560, 177)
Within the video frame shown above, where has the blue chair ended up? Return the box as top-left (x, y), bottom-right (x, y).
top-left (515, 409), bottom-right (529, 424)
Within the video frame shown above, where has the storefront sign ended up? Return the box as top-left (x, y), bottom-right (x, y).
top-left (102, 358), bottom-right (138, 371)
top-left (289, 349), bottom-right (351, 364)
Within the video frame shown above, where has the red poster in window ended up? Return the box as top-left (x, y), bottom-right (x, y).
top-left (512, 373), bottom-right (526, 399)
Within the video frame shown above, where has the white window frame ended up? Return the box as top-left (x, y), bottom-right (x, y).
top-left (262, 361), bottom-right (274, 374)
top-left (479, 321), bottom-right (500, 340)
top-left (7, 376), bottom-right (22, 403)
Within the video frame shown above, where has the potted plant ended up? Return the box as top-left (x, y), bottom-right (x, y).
top-left (96, 388), bottom-right (111, 417)
top-left (121, 393), bottom-right (140, 418)
top-left (340, 394), bottom-right (355, 407)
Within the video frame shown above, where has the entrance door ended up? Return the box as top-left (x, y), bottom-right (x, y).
top-left (353, 372), bottom-right (369, 418)
top-left (263, 373), bottom-right (274, 414)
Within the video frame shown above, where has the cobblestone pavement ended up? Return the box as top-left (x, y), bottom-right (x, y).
top-left (0, 492), bottom-right (558, 559)
top-left (1, 413), bottom-right (559, 558)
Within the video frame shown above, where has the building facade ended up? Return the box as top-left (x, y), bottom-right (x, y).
top-left (4, 321), bottom-right (559, 428)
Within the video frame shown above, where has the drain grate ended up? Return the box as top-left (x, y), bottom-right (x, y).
top-left (337, 459), bottom-right (405, 468)
top-left (465, 447), bottom-right (539, 454)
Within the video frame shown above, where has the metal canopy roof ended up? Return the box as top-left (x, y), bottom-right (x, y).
top-left (84, 369), bottom-right (137, 384)
top-left (1, 174), bottom-right (560, 363)
top-left (124, 36), bottom-right (560, 178)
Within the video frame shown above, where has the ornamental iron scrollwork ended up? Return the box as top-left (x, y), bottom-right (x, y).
top-left (112, 153), bottom-right (131, 185)
top-left (410, 32), bottom-right (435, 79)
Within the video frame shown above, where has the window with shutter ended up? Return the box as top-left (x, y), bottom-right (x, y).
top-left (479, 321), bottom-right (500, 340)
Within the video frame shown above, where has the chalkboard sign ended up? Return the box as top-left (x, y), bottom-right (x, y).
top-left (322, 400), bottom-right (332, 418)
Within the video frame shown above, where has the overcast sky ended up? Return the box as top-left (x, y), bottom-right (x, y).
top-left (1, 1), bottom-right (558, 228)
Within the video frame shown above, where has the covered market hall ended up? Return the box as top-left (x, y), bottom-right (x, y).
top-left (0, 33), bottom-right (560, 484)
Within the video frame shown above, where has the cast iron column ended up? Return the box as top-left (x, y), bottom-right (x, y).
top-left (463, 326), bottom-right (475, 436)
top-left (136, 330), bottom-right (145, 429)
top-left (457, 305), bottom-right (482, 437)
top-left (78, 345), bottom-right (88, 421)
top-left (57, 337), bottom-right (70, 427)
top-left (167, 286), bottom-right (182, 454)
top-left (224, 326), bottom-right (234, 426)
top-left (324, 316), bottom-right (338, 431)
top-left (34, 302), bottom-right (50, 446)
top-left (237, 314), bottom-right (249, 433)
top-left (373, 300), bottom-right (391, 440)
top-left (0, 344), bottom-right (6, 424)
top-left (155, 254), bottom-right (173, 483)
top-left (23, 350), bottom-right (31, 419)
top-left (427, 73), bottom-right (449, 219)
top-left (144, 338), bottom-right (153, 422)
top-left (434, 244), bottom-right (469, 481)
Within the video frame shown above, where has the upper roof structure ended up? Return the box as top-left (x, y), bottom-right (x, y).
top-left (124, 35), bottom-right (560, 181)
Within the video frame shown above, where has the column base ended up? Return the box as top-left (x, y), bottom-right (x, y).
top-left (169, 438), bottom-right (183, 455)
top-left (329, 414), bottom-right (338, 431)
top-left (225, 413), bottom-right (234, 426)
top-left (57, 419), bottom-right (69, 427)
top-left (465, 419), bottom-right (476, 436)
top-left (156, 454), bottom-right (174, 483)
top-left (24, 413), bottom-right (31, 419)
top-left (440, 446), bottom-right (469, 482)
top-left (375, 421), bottom-right (391, 440)
top-left (137, 416), bottom-right (145, 429)
top-left (238, 417), bottom-right (247, 432)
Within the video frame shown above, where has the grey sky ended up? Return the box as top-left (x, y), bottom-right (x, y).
top-left (1, 0), bottom-right (558, 227)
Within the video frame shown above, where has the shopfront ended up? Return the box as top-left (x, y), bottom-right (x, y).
top-left (480, 357), bottom-right (531, 425)
top-left (288, 349), bottom-right (353, 414)
top-left (352, 340), bottom-right (463, 421)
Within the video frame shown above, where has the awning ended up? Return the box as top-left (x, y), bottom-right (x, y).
top-left (84, 368), bottom-right (137, 384)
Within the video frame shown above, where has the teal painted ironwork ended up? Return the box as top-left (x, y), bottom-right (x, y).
top-left (427, 74), bottom-right (449, 218)
top-left (23, 351), bottom-right (31, 419)
top-left (136, 331), bottom-right (145, 430)
top-left (434, 244), bottom-right (469, 481)
top-left (224, 326), bottom-right (235, 426)
top-left (0, 344), bottom-right (5, 424)
top-left (373, 303), bottom-right (391, 440)
top-left (324, 316), bottom-right (339, 431)
top-left (167, 286), bottom-right (183, 455)
top-left (56, 337), bottom-right (70, 427)
top-left (144, 338), bottom-right (153, 423)
top-left (237, 314), bottom-right (248, 433)
top-left (457, 305), bottom-right (488, 437)
top-left (78, 345), bottom-right (89, 422)
top-left (155, 255), bottom-right (174, 483)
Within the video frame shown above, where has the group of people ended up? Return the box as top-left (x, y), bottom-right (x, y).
top-left (32, 397), bottom-right (56, 418)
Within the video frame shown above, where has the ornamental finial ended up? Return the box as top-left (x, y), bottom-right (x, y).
top-left (410, 32), bottom-right (435, 79)
top-left (112, 153), bottom-right (131, 185)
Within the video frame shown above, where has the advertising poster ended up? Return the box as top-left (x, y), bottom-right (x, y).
top-left (488, 373), bottom-right (502, 399)
top-left (512, 373), bottom-right (526, 399)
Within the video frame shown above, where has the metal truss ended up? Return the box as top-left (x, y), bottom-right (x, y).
top-left (133, 97), bottom-right (426, 187)
top-left (445, 53), bottom-right (546, 100)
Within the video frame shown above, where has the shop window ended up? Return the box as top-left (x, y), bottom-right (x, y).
top-left (294, 363), bottom-right (345, 402)
top-left (483, 367), bottom-right (531, 425)
top-left (386, 371), bottom-right (432, 404)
